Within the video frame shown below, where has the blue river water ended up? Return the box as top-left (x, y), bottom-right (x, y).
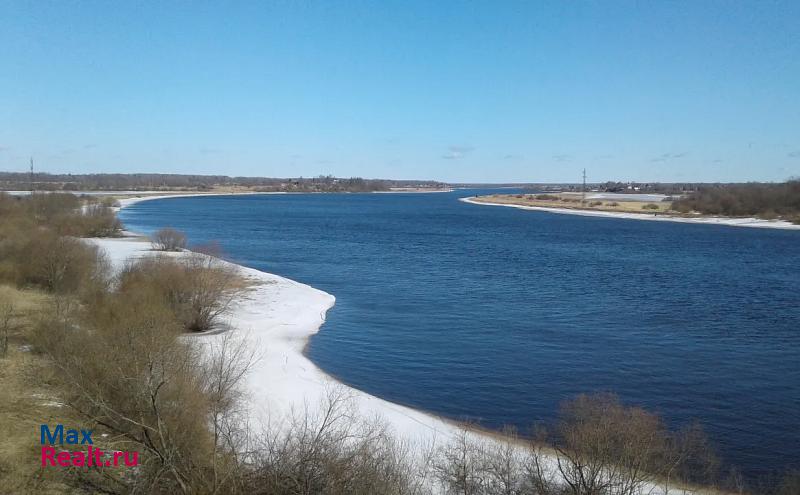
top-left (120, 190), bottom-right (800, 481)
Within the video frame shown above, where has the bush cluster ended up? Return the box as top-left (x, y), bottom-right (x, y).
top-left (0, 193), bottom-right (117, 293)
top-left (152, 227), bottom-right (187, 251)
top-left (671, 181), bottom-right (800, 223)
top-left (117, 254), bottom-right (241, 332)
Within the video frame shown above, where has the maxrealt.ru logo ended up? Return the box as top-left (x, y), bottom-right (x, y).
top-left (40, 424), bottom-right (138, 468)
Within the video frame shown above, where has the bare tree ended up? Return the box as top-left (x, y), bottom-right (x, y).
top-left (661, 422), bottom-right (719, 494)
top-left (152, 227), bottom-right (187, 251)
top-left (434, 428), bottom-right (488, 495)
top-left (521, 430), bottom-right (560, 495)
top-left (198, 331), bottom-right (259, 490)
top-left (433, 426), bottom-right (562, 495)
top-left (483, 430), bottom-right (523, 495)
top-left (722, 467), bottom-right (747, 495)
top-left (552, 393), bottom-right (693, 495)
top-left (248, 387), bottom-right (425, 495)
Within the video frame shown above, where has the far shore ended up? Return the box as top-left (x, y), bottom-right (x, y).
top-left (2, 187), bottom-right (452, 198)
top-left (462, 196), bottom-right (800, 230)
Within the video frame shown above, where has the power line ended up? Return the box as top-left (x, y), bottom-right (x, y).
top-left (582, 168), bottom-right (586, 203)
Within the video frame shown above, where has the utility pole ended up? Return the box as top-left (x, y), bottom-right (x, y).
top-left (581, 168), bottom-right (587, 204)
top-left (29, 157), bottom-right (34, 193)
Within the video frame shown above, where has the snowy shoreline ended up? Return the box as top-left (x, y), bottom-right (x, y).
top-left (460, 197), bottom-right (800, 230)
top-left (102, 192), bottom-right (476, 446)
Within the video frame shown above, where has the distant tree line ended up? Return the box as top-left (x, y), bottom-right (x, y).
top-left (672, 180), bottom-right (800, 223)
top-left (519, 182), bottom-right (742, 195)
top-left (0, 172), bottom-right (446, 193)
top-left (598, 182), bottom-right (703, 194)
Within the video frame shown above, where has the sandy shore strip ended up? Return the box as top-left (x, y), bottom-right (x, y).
top-left (461, 197), bottom-right (800, 230)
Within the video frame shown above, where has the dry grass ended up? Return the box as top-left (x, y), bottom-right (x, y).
top-left (0, 285), bottom-right (81, 494)
top-left (0, 285), bottom-right (48, 312)
top-left (472, 193), bottom-right (674, 214)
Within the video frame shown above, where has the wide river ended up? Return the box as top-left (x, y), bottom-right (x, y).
top-left (121, 190), bottom-right (800, 481)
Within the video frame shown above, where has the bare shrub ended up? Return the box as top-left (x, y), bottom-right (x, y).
top-left (99, 196), bottom-right (121, 208)
top-left (247, 388), bottom-right (423, 495)
top-left (672, 181), bottom-right (800, 223)
top-left (26, 192), bottom-right (81, 223)
top-left (47, 203), bottom-right (121, 237)
top-left (547, 393), bottom-right (717, 495)
top-left (0, 192), bottom-right (115, 292)
top-left (198, 331), bottom-right (260, 466)
top-left (118, 254), bottom-right (242, 332)
top-left (489, 428), bottom-right (563, 495)
top-left (662, 421), bottom-right (719, 491)
top-left (18, 232), bottom-right (110, 294)
top-left (77, 204), bottom-right (122, 237)
top-left (0, 204), bottom-right (39, 285)
top-left (722, 467), bottom-right (747, 495)
top-left (777, 470), bottom-right (800, 495)
top-left (432, 426), bottom-right (561, 495)
top-left (434, 428), bottom-right (488, 495)
top-left (33, 290), bottom-right (255, 494)
top-left (152, 228), bottom-right (188, 251)
top-left (521, 431), bottom-right (560, 495)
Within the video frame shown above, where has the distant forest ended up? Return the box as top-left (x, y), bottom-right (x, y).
top-left (0, 172), bottom-right (446, 193)
top-left (673, 180), bottom-right (800, 223)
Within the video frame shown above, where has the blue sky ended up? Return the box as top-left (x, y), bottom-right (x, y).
top-left (1, 1), bottom-right (798, 183)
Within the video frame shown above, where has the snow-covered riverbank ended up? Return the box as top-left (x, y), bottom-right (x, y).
top-left (100, 193), bottom-right (473, 445)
